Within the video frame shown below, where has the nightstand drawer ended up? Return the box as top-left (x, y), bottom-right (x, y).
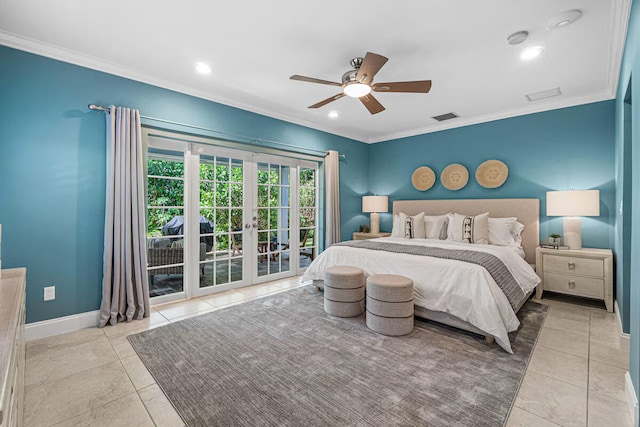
top-left (542, 254), bottom-right (603, 277)
top-left (543, 272), bottom-right (604, 299)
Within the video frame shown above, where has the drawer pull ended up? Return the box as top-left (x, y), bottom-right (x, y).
top-left (568, 281), bottom-right (576, 289)
top-left (568, 262), bottom-right (576, 270)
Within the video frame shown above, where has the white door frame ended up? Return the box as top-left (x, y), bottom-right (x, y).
top-left (146, 132), bottom-right (320, 303)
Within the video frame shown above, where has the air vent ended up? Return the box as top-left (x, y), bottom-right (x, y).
top-left (432, 112), bottom-right (459, 122)
top-left (525, 87), bottom-right (562, 102)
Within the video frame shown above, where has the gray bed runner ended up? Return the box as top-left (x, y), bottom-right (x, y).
top-left (335, 240), bottom-right (526, 310)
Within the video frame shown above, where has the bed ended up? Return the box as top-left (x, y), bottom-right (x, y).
top-left (301, 198), bottom-right (541, 353)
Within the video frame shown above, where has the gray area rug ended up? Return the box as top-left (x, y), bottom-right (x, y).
top-left (129, 286), bottom-right (547, 427)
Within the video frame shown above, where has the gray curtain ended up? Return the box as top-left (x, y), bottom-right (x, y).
top-left (324, 150), bottom-right (341, 247)
top-left (99, 106), bottom-right (150, 327)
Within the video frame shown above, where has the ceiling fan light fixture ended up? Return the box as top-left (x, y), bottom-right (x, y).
top-left (343, 82), bottom-right (371, 98)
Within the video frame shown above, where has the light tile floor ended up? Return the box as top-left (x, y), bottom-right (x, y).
top-left (23, 279), bottom-right (632, 427)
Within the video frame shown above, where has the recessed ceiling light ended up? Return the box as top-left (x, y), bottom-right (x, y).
top-left (195, 62), bottom-right (212, 75)
top-left (521, 46), bottom-right (544, 60)
top-left (507, 31), bottom-right (529, 46)
top-left (328, 110), bottom-right (339, 119)
top-left (546, 10), bottom-right (583, 30)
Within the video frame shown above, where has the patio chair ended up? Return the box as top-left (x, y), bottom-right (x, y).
top-left (148, 240), bottom-right (206, 286)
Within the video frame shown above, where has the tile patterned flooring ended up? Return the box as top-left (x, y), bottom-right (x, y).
top-left (24, 279), bottom-right (632, 427)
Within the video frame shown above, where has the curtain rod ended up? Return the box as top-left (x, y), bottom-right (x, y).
top-left (88, 104), bottom-right (345, 159)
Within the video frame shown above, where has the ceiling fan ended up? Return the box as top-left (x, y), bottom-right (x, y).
top-left (290, 52), bottom-right (432, 115)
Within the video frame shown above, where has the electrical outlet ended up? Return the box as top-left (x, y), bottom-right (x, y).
top-left (44, 286), bottom-right (55, 301)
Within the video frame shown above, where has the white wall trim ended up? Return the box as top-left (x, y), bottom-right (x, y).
top-left (615, 300), bottom-right (631, 352)
top-left (625, 372), bottom-right (639, 427)
top-left (25, 310), bottom-right (100, 342)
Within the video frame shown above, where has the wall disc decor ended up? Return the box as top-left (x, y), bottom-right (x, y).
top-left (476, 159), bottom-right (508, 188)
top-left (411, 166), bottom-right (436, 191)
top-left (441, 163), bottom-right (469, 191)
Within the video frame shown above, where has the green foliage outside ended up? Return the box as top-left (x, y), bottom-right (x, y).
top-left (147, 159), bottom-right (316, 251)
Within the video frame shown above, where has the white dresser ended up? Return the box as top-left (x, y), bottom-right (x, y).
top-left (535, 247), bottom-right (613, 312)
top-left (0, 268), bottom-right (26, 427)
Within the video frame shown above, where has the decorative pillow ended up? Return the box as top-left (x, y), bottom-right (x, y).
top-left (399, 212), bottom-right (426, 238)
top-left (449, 212), bottom-right (489, 244)
top-left (423, 215), bottom-right (448, 239)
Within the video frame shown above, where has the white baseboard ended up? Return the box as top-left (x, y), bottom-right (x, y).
top-left (626, 372), bottom-right (639, 427)
top-left (615, 300), bottom-right (631, 352)
top-left (25, 310), bottom-right (100, 341)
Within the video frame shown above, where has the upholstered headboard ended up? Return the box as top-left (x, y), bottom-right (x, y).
top-left (393, 198), bottom-right (540, 265)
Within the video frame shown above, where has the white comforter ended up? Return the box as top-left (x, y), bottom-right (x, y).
top-left (301, 237), bottom-right (541, 353)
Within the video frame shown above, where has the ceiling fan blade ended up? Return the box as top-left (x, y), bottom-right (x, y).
top-left (359, 93), bottom-right (385, 115)
top-left (290, 75), bottom-right (342, 87)
top-left (355, 52), bottom-right (388, 85)
top-left (308, 93), bottom-right (346, 109)
top-left (373, 80), bottom-right (432, 93)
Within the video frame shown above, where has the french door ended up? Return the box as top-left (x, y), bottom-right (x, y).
top-left (146, 137), bottom-right (318, 303)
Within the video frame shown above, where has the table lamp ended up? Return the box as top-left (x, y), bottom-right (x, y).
top-left (546, 190), bottom-right (600, 250)
top-left (362, 196), bottom-right (388, 234)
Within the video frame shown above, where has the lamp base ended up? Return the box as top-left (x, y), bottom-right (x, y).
top-left (370, 212), bottom-right (380, 234)
top-left (563, 217), bottom-right (582, 250)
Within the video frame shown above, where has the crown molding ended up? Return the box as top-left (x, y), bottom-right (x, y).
top-left (0, 0), bottom-right (631, 147)
top-left (0, 30), bottom-right (368, 144)
top-left (365, 90), bottom-right (615, 144)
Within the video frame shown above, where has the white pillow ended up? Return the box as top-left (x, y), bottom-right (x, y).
top-left (488, 217), bottom-right (525, 245)
top-left (445, 212), bottom-right (455, 240)
top-left (449, 212), bottom-right (489, 244)
top-left (398, 212), bottom-right (426, 238)
top-left (512, 221), bottom-right (525, 245)
top-left (488, 218), bottom-right (516, 246)
top-left (424, 215), bottom-right (448, 239)
top-left (391, 215), bottom-right (402, 237)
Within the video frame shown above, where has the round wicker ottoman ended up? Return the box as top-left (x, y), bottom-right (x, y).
top-left (366, 274), bottom-right (414, 336)
top-left (324, 265), bottom-right (365, 317)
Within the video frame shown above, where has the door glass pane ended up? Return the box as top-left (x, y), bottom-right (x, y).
top-left (256, 160), bottom-right (291, 279)
top-left (147, 148), bottom-right (185, 297)
top-left (299, 167), bottom-right (317, 270)
top-left (200, 154), bottom-right (244, 289)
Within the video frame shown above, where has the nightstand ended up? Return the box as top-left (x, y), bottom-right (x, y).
top-left (535, 247), bottom-right (613, 312)
top-left (352, 232), bottom-right (391, 240)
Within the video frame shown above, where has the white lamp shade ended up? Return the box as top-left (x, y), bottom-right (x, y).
top-left (362, 196), bottom-right (388, 213)
top-left (546, 190), bottom-right (600, 217)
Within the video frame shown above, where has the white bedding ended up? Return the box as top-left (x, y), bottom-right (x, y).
top-left (301, 237), bottom-right (541, 353)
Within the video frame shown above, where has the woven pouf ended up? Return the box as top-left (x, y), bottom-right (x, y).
top-left (366, 274), bottom-right (414, 336)
top-left (324, 265), bottom-right (365, 317)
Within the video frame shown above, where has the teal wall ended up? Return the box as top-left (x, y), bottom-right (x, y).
top-left (368, 101), bottom-right (616, 251)
top-left (0, 46), bottom-right (369, 323)
top-left (0, 43), bottom-right (631, 393)
top-left (616, 0), bottom-right (640, 401)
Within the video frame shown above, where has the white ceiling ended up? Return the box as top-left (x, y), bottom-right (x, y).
top-left (0, 0), bottom-right (631, 143)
